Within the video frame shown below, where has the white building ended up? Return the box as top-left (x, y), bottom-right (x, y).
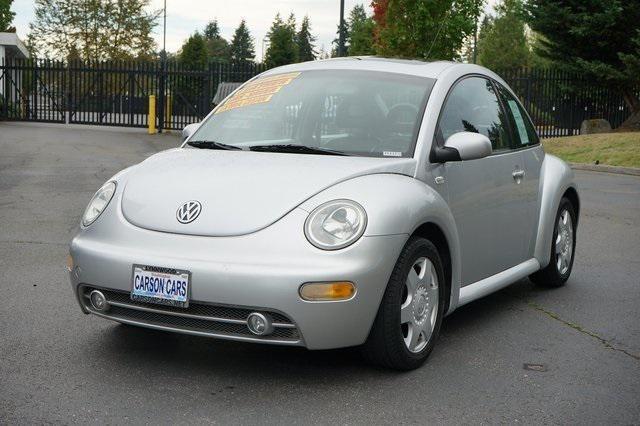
top-left (0, 32), bottom-right (30, 103)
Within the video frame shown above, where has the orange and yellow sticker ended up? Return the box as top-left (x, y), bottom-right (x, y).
top-left (215, 72), bottom-right (301, 114)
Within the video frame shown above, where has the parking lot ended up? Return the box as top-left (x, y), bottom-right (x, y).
top-left (1, 122), bottom-right (639, 424)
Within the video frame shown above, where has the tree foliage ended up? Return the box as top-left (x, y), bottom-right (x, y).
top-left (265, 13), bottom-right (297, 67)
top-left (179, 31), bottom-right (207, 69)
top-left (296, 15), bottom-right (316, 62)
top-left (229, 19), bottom-right (255, 64)
top-left (0, 0), bottom-right (15, 32)
top-left (348, 4), bottom-right (375, 56)
top-left (478, 0), bottom-right (529, 69)
top-left (29, 0), bottom-right (159, 60)
top-left (525, 0), bottom-right (640, 125)
top-left (371, 0), bottom-right (483, 60)
top-left (203, 19), bottom-right (230, 62)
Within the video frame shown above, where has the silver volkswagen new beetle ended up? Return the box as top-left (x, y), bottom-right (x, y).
top-left (68, 58), bottom-right (579, 370)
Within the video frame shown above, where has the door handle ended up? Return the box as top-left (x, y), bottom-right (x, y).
top-left (512, 169), bottom-right (525, 183)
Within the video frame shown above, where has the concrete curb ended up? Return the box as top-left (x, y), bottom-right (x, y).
top-left (570, 163), bottom-right (640, 176)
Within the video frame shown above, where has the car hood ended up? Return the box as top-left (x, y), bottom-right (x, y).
top-left (121, 148), bottom-right (416, 237)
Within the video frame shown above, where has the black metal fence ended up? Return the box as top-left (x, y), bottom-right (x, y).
top-left (0, 59), bottom-right (636, 137)
top-left (0, 58), bottom-right (267, 131)
top-left (498, 68), bottom-right (635, 137)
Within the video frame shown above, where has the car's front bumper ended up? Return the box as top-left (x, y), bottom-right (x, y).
top-left (69, 204), bottom-right (408, 350)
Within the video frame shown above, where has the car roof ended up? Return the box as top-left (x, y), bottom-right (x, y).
top-left (260, 57), bottom-right (470, 79)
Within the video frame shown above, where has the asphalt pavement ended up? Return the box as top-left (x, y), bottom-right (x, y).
top-left (1, 122), bottom-right (639, 424)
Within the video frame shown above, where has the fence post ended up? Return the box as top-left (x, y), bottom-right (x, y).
top-left (157, 60), bottom-right (166, 133)
top-left (1, 57), bottom-right (6, 120)
top-left (128, 69), bottom-right (134, 126)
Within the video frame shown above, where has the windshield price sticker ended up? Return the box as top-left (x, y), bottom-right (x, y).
top-left (216, 72), bottom-right (301, 114)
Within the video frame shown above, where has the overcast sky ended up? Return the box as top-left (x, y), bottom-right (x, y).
top-left (10, 0), bottom-right (496, 61)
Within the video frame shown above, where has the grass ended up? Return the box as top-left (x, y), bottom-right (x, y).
top-left (542, 132), bottom-right (640, 169)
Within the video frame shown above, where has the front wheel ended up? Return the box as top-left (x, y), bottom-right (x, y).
top-left (362, 237), bottom-right (446, 370)
top-left (530, 197), bottom-right (577, 287)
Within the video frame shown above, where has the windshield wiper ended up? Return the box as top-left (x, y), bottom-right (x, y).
top-left (248, 144), bottom-right (349, 156)
top-left (187, 140), bottom-right (244, 151)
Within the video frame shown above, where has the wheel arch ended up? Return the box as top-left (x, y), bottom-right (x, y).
top-left (298, 173), bottom-right (463, 314)
top-left (563, 186), bottom-right (580, 227)
top-left (534, 154), bottom-right (580, 268)
top-left (411, 222), bottom-right (453, 314)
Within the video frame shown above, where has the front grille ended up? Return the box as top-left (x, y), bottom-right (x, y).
top-left (80, 286), bottom-right (300, 343)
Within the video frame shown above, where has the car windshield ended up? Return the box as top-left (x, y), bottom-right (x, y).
top-left (188, 70), bottom-right (435, 157)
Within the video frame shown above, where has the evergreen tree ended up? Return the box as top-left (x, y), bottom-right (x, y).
top-left (371, 0), bottom-right (483, 60)
top-left (179, 31), bottom-right (208, 69)
top-left (526, 0), bottom-right (640, 129)
top-left (478, 0), bottom-right (529, 70)
top-left (265, 13), bottom-right (297, 67)
top-left (229, 19), bottom-right (255, 63)
top-left (29, 0), bottom-right (159, 60)
top-left (296, 15), bottom-right (316, 62)
top-left (348, 4), bottom-right (375, 56)
top-left (0, 0), bottom-right (15, 32)
top-left (203, 19), bottom-right (230, 62)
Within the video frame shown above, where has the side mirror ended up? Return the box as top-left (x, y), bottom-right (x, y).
top-left (182, 122), bottom-right (200, 141)
top-left (434, 131), bottom-right (492, 162)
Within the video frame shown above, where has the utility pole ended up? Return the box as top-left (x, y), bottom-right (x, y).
top-left (163, 0), bottom-right (167, 57)
top-left (158, 0), bottom-right (167, 133)
top-left (338, 0), bottom-right (346, 57)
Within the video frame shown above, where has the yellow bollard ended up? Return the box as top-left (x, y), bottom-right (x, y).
top-left (148, 95), bottom-right (156, 134)
top-left (165, 94), bottom-right (172, 133)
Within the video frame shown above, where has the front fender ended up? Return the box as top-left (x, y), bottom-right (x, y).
top-left (298, 173), bottom-right (462, 314)
top-left (534, 154), bottom-right (579, 268)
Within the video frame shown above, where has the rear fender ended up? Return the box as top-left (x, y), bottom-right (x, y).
top-left (534, 154), bottom-right (579, 268)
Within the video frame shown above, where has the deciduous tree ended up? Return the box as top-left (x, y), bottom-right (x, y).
top-left (371, 0), bottom-right (483, 60)
top-left (179, 31), bottom-right (207, 69)
top-left (0, 0), bottom-right (15, 32)
top-left (478, 0), bottom-right (529, 69)
top-left (29, 0), bottom-right (159, 60)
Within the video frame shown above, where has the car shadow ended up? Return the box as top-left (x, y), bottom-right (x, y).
top-left (87, 277), bottom-right (549, 381)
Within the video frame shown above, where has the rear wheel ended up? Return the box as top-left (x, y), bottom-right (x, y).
top-left (530, 197), bottom-right (577, 287)
top-left (363, 237), bottom-right (446, 370)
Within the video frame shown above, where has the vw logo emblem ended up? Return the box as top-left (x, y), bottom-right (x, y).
top-left (176, 200), bottom-right (202, 224)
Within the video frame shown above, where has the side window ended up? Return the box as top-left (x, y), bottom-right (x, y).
top-left (438, 77), bottom-right (511, 151)
top-left (496, 83), bottom-right (540, 147)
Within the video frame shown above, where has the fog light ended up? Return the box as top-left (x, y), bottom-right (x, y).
top-left (89, 290), bottom-right (109, 312)
top-left (299, 282), bottom-right (356, 301)
top-left (247, 312), bottom-right (273, 336)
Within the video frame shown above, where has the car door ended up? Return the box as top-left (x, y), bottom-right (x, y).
top-left (436, 76), bottom-right (530, 286)
top-left (494, 82), bottom-right (543, 259)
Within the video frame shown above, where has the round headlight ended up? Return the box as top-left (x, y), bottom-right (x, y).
top-left (82, 181), bottom-right (116, 227)
top-left (304, 200), bottom-right (367, 250)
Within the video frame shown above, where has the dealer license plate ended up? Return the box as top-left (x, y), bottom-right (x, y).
top-left (131, 265), bottom-right (190, 308)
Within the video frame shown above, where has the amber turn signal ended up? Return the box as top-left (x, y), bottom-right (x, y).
top-left (66, 254), bottom-right (74, 272)
top-left (299, 282), bottom-right (356, 301)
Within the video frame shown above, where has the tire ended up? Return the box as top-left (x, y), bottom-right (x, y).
top-left (362, 236), bottom-right (446, 370)
top-left (530, 197), bottom-right (577, 288)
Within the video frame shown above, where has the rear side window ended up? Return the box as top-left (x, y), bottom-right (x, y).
top-left (496, 83), bottom-right (540, 147)
top-left (437, 76), bottom-right (512, 152)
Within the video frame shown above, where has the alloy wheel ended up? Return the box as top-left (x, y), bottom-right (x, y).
top-left (401, 257), bottom-right (439, 353)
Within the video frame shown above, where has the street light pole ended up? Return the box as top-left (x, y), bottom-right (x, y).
top-left (338, 0), bottom-right (345, 57)
top-left (163, 0), bottom-right (167, 58)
